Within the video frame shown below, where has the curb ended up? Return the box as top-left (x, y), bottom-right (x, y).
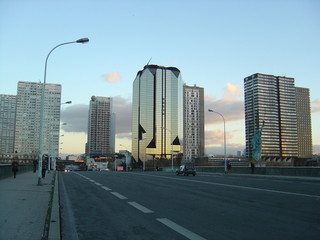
top-left (48, 171), bottom-right (60, 240)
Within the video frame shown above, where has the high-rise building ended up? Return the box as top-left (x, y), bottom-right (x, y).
top-left (0, 94), bottom-right (16, 153)
top-left (295, 87), bottom-right (313, 158)
top-left (132, 65), bottom-right (184, 166)
top-left (86, 96), bottom-right (115, 158)
top-left (183, 84), bottom-right (205, 161)
top-left (14, 81), bottom-right (61, 156)
top-left (244, 73), bottom-right (298, 162)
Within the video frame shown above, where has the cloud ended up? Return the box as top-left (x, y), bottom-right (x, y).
top-left (61, 104), bottom-right (89, 133)
top-left (101, 72), bottom-right (121, 83)
top-left (206, 82), bottom-right (244, 124)
top-left (312, 98), bottom-right (320, 113)
top-left (60, 96), bottom-right (132, 136)
top-left (223, 83), bottom-right (242, 99)
top-left (205, 97), bottom-right (244, 124)
top-left (113, 96), bottom-right (132, 135)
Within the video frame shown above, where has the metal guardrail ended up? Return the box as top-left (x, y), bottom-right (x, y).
top-left (0, 165), bottom-right (34, 180)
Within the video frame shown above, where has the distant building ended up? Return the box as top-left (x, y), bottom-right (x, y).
top-left (86, 96), bottom-right (115, 157)
top-left (183, 84), bottom-right (205, 162)
top-left (244, 73), bottom-right (312, 164)
top-left (0, 94), bottom-right (16, 153)
top-left (295, 87), bottom-right (313, 158)
top-left (132, 65), bottom-right (184, 167)
top-left (14, 81), bottom-right (61, 156)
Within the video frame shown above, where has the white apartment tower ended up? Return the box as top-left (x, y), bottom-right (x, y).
top-left (183, 84), bottom-right (205, 162)
top-left (0, 94), bottom-right (16, 153)
top-left (14, 81), bottom-right (61, 156)
top-left (87, 96), bottom-right (115, 157)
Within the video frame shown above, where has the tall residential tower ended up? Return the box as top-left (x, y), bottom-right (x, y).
top-left (0, 94), bottom-right (16, 153)
top-left (86, 96), bottom-right (115, 158)
top-left (183, 84), bottom-right (205, 161)
top-left (295, 87), bottom-right (313, 158)
top-left (244, 73), bottom-right (312, 164)
top-left (14, 81), bottom-right (61, 156)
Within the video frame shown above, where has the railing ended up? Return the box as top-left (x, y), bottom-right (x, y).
top-left (0, 164), bottom-right (34, 180)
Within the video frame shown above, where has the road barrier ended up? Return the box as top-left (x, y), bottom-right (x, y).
top-left (159, 166), bottom-right (320, 177)
top-left (0, 164), bottom-right (33, 180)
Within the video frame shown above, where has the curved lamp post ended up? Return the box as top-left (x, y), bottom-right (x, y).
top-left (208, 109), bottom-right (227, 174)
top-left (38, 38), bottom-right (89, 185)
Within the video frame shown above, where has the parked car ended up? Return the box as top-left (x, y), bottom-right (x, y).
top-left (176, 164), bottom-right (196, 176)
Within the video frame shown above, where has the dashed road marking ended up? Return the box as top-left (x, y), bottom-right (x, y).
top-left (101, 186), bottom-right (111, 191)
top-left (128, 202), bottom-right (154, 213)
top-left (110, 192), bottom-right (128, 200)
top-left (157, 218), bottom-right (207, 240)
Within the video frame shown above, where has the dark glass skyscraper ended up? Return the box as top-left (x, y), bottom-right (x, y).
top-left (132, 65), bottom-right (184, 166)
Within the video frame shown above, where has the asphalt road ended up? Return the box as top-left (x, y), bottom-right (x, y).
top-left (59, 171), bottom-right (320, 240)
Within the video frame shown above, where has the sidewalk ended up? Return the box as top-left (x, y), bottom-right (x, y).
top-left (0, 170), bottom-right (58, 240)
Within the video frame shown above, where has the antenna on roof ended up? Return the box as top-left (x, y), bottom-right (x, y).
top-left (146, 57), bottom-right (152, 66)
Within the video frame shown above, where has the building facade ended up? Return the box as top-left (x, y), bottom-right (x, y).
top-left (0, 94), bottom-right (16, 153)
top-left (14, 81), bottom-right (61, 156)
top-left (183, 84), bottom-right (205, 162)
top-left (132, 65), bottom-right (184, 167)
top-left (244, 73), bottom-right (298, 163)
top-left (86, 96), bottom-right (115, 157)
top-left (295, 87), bottom-right (313, 158)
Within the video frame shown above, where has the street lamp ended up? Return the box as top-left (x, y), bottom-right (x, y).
top-left (62, 101), bottom-right (72, 105)
top-left (208, 109), bottom-right (227, 174)
top-left (38, 38), bottom-right (89, 185)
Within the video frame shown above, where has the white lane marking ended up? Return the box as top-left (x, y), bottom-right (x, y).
top-left (128, 202), bottom-right (154, 213)
top-left (131, 173), bottom-right (320, 199)
top-left (157, 218), bottom-right (207, 240)
top-left (95, 182), bottom-right (102, 186)
top-left (101, 186), bottom-right (111, 191)
top-left (110, 192), bottom-right (128, 200)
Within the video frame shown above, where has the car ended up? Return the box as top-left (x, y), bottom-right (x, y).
top-left (176, 164), bottom-right (196, 176)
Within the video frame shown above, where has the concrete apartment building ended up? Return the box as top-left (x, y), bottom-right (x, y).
top-left (183, 84), bottom-right (205, 162)
top-left (86, 96), bottom-right (115, 158)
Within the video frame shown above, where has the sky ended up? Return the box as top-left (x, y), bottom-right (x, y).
top-left (0, 0), bottom-right (319, 156)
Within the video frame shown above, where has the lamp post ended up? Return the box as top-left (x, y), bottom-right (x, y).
top-left (38, 38), bottom-right (89, 185)
top-left (208, 109), bottom-right (227, 174)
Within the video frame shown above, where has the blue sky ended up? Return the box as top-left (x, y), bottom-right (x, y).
top-left (1, 0), bottom-right (319, 155)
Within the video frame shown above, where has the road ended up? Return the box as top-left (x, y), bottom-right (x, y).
top-left (59, 171), bottom-right (320, 240)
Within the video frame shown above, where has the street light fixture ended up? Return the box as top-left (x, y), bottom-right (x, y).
top-left (38, 38), bottom-right (89, 185)
top-left (208, 109), bottom-right (227, 174)
top-left (62, 101), bottom-right (72, 104)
